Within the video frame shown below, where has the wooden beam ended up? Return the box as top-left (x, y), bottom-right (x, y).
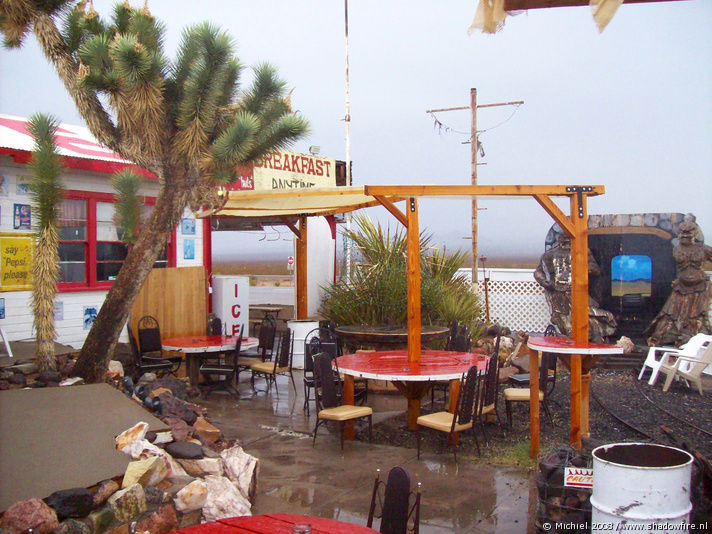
top-left (295, 215), bottom-right (308, 319)
top-left (504, 0), bottom-right (688, 10)
top-left (406, 198), bottom-right (421, 364)
top-left (529, 346), bottom-right (540, 459)
top-left (373, 195), bottom-right (408, 228)
top-left (365, 184), bottom-right (605, 198)
top-left (279, 217), bottom-right (301, 238)
top-left (533, 194), bottom-right (575, 236)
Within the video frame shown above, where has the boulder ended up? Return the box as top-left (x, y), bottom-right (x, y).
top-left (177, 458), bottom-right (223, 477)
top-left (143, 485), bottom-right (167, 507)
top-left (92, 479), bottom-right (120, 507)
top-left (152, 377), bottom-right (188, 400)
top-left (106, 361), bottom-right (124, 380)
top-left (162, 417), bottom-right (193, 442)
top-left (221, 445), bottom-right (259, 503)
top-left (158, 394), bottom-right (198, 425)
top-left (201, 475), bottom-right (251, 522)
top-left (119, 439), bottom-right (187, 478)
top-left (177, 509), bottom-right (202, 529)
top-left (107, 484), bottom-right (146, 523)
top-left (44, 487), bottom-right (94, 519)
top-left (174, 480), bottom-right (208, 513)
top-left (0, 498), bottom-right (59, 534)
top-left (55, 518), bottom-right (91, 534)
top-left (137, 372), bottom-right (157, 385)
top-left (115, 422), bottom-right (149, 450)
top-left (148, 387), bottom-right (172, 399)
top-left (135, 504), bottom-right (178, 534)
top-left (193, 417), bottom-right (221, 443)
top-left (86, 506), bottom-right (116, 534)
top-left (165, 441), bottom-right (203, 460)
top-left (122, 456), bottom-right (169, 488)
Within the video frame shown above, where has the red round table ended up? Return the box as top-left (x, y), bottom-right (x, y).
top-left (336, 350), bottom-right (488, 433)
top-left (161, 335), bottom-right (258, 386)
top-left (173, 513), bottom-right (378, 533)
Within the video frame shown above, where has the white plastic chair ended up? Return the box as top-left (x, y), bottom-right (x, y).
top-left (638, 333), bottom-right (712, 385)
top-left (660, 343), bottom-right (712, 395)
top-left (0, 327), bottom-right (14, 359)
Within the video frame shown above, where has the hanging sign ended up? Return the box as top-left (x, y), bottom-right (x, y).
top-left (226, 150), bottom-right (337, 191)
top-left (0, 232), bottom-right (34, 291)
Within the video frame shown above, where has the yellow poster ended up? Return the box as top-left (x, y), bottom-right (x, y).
top-left (0, 233), bottom-right (34, 291)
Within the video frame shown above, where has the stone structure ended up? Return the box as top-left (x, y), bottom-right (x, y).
top-left (645, 218), bottom-right (712, 346)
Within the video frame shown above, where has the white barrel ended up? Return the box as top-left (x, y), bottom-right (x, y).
top-left (591, 443), bottom-right (693, 532)
top-left (287, 320), bottom-right (319, 369)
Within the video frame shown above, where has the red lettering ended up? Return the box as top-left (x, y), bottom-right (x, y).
top-left (234, 284), bottom-right (239, 298)
top-left (292, 154), bottom-right (302, 172)
top-left (231, 324), bottom-right (241, 336)
top-left (315, 160), bottom-right (323, 176)
top-left (231, 304), bottom-right (241, 318)
top-left (323, 161), bottom-right (332, 177)
top-left (282, 154), bottom-right (291, 171)
top-left (273, 152), bottom-right (282, 170)
top-left (300, 156), bottom-right (309, 174)
top-left (307, 158), bottom-right (315, 175)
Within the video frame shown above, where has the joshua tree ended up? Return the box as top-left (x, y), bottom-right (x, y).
top-left (1, 1), bottom-right (309, 381)
top-left (27, 113), bottom-right (64, 373)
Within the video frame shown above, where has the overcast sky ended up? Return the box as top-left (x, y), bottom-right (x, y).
top-left (1, 0), bottom-right (710, 266)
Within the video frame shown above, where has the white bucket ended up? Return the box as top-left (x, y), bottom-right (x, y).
top-left (591, 443), bottom-right (693, 532)
top-left (286, 320), bottom-right (319, 369)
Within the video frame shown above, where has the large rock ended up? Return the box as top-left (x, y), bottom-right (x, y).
top-left (158, 393), bottom-right (199, 425)
top-left (201, 475), bottom-right (251, 522)
top-left (44, 487), bottom-right (94, 519)
top-left (86, 507), bottom-right (116, 534)
top-left (119, 439), bottom-right (187, 478)
top-left (55, 518), bottom-right (91, 534)
top-left (115, 422), bottom-right (149, 450)
top-left (221, 445), bottom-right (259, 504)
top-left (122, 456), bottom-right (169, 488)
top-left (92, 479), bottom-right (120, 507)
top-left (193, 417), bottom-right (221, 444)
top-left (0, 498), bottom-right (59, 534)
top-left (107, 484), bottom-right (146, 523)
top-left (106, 360), bottom-right (124, 380)
top-left (174, 479), bottom-right (208, 513)
top-left (177, 457), bottom-right (223, 477)
top-left (165, 441), bottom-right (203, 459)
top-left (135, 503), bottom-right (178, 534)
top-left (144, 485), bottom-right (167, 507)
top-left (152, 377), bottom-right (188, 400)
top-left (162, 417), bottom-right (193, 442)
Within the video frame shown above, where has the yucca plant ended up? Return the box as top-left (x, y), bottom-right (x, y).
top-left (27, 113), bottom-right (64, 373)
top-left (2, 1), bottom-right (309, 381)
top-left (319, 216), bottom-right (481, 330)
top-left (111, 170), bottom-right (141, 244)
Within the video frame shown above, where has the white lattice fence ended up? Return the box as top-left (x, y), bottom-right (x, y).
top-left (459, 268), bottom-right (550, 333)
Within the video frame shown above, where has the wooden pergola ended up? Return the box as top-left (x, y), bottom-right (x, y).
top-left (203, 183), bottom-right (604, 454)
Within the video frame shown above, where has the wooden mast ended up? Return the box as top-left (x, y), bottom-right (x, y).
top-left (295, 215), bottom-right (308, 319)
top-left (406, 197), bottom-right (421, 363)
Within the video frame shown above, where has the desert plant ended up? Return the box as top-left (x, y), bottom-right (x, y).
top-left (27, 113), bottom-right (64, 373)
top-left (319, 215), bottom-right (481, 329)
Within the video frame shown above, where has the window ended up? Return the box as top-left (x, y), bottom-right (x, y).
top-left (611, 255), bottom-right (652, 297)
top-left (57, 192), bottom-right (174, 291)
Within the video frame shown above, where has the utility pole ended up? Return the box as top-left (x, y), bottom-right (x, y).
top-left (343, 0), bottom-right (353, 279)
top-left (426, 89), bottom-right (523, 286)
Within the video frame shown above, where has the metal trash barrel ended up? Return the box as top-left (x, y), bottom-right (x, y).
top-left (591, 443), bottom-right (693, 532)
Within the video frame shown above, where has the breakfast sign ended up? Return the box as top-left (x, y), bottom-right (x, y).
top-left (0, 232), bottom-right (34, 291)
top-left (226, 150), bottom-right (337, 192)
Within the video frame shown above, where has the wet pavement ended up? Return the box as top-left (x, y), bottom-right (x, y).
top-left (200, 371), bottom-right (534, 533)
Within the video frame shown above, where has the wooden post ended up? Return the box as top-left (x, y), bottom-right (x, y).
top-left (296, 215), bottom-right (308, 319)
top-left (343, 374), bottom-right (355, 440)
top-left (568, 192), bottom-right (590, 449)
top-left (529, 345), bottom-right (540, 459)
top-left (470, 88), bottom-right (479, 286)
top-left (581, 373), bottom-right (591, 437)
top-left (406, 197), bottom-right (421, 363)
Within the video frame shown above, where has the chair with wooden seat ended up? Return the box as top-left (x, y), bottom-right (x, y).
top-left (431, 321), bottom-right (472, 407)
top-left (367, 467), bottom-right (421, 534)
top-left (236, 316), bottom-right (277, 382)
top-left (659, 343), bottom-right (712, 395)
top-left (477, 351), bottom-right (503, 443)
top-left (199, 327), bottom-right (243, 400)
top-left (416, 364), bottom-right (486, 460)
top-left (250, 328), bottom-right (295, 395)
top-left (302, 329), bottom-right (337, 415)
top-left (136, 315), bottom-right (181, 375)
top-left (312, 352), bottom-right (372, 450)
top-left (503, 349), bottom-right (556, 427)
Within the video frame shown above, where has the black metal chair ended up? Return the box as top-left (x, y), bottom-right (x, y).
top-left (199, 325), bottom-right (244, 400)
top-left (503, 349), bottom-right (556, 427)
top-left (128, 325), bottom-right (172, 377)
top-left (236, 316), bottom-right (277, 382)
top-left (367, 467), bottom-right (421, 534)
top-left (312, 353), bottom-right (372, 450)
top-left (136, 315), bottom-right (181, 375)
top-left (250, 328), bottom-right (296, 395)
top-left (431, 321), bottom-right (472, 407)
top-left (207, 315), bottom-right (223, 336)
top-left (476, 354), bottom-right (503, 444)
top-left (416, 364), bottom-right (485, 460)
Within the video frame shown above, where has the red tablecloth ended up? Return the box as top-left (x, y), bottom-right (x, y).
top-left (173, 513), bottom-right (378, 534)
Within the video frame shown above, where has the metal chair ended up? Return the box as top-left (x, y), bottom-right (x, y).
top-left (199, 326), bottom-right (243, 399)
top-left (128, 326), bottom-right (172, 376)
top-left (207, 315), bottom-right (223, 336)
top-left (477, 351), bottom-right (503, 443)
top-left (312, 353), bottom-right (372, 450)
top-left (503, 349), bottom-right (556, 427)
top-left (367, 467), bottom-right (421, 534)
top-left (135, 315), bottom-right (180, 375)
top-left (236, 316), bottom-right (277, 382)
top-left (416, 364), bottom-right (485, 460)
top-left (431, 321), bottom-right (472, 407)
top-left (250, 328), bottom-right (296, 395)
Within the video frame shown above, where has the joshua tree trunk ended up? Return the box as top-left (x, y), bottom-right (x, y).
top-left (72, 171), bottom-right (194, 382)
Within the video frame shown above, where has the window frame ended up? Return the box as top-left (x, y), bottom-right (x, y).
top-left (58, 190), bottom-right (176, 293)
